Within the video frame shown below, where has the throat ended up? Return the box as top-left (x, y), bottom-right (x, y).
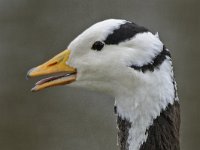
top-left (115, 101), bottom-right (180, 150)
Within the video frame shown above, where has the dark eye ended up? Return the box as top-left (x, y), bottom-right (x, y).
top-left (91, 41), bottom-right (104, 51)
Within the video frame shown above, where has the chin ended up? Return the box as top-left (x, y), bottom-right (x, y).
top-left (69, 79), bottom-right (114, 96)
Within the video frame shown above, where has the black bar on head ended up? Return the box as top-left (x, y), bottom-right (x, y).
top-left (104, 22), bottom-right (149, 45)
top-left (130, 45), bottom-right (171, 73)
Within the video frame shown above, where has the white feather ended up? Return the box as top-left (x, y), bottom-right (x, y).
top-left (65, 19), bottom-right (177, 150)
top-left (155, 32), bottom-right (159, 38)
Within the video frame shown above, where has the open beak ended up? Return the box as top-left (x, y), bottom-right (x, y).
top-left (27, 49), bottom-right (76, 92)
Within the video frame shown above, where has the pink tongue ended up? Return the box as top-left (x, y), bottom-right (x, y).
top-left (36, 74), bottom-right (66, 85)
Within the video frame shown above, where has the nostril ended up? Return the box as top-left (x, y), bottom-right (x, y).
top-left (48, 61), bottom-right (58, 67)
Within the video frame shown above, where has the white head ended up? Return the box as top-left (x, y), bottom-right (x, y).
top-left (66, 19), bottom-right (164, 95)
top-left (28, 19), bottom-right (177, 150)
top-left (28, 18), bottom-right (176, 116)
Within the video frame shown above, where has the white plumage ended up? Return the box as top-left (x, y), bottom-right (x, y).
top-left (28, 19), bottom-right (180, 150)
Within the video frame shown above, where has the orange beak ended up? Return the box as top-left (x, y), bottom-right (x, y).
top-left (27, 49), bottom-right (76, 92)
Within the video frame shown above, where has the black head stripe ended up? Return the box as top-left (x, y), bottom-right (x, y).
top-left (104, 22), bottom-right (149, 45)
top-left (130, 46), bottom-right (171, 73)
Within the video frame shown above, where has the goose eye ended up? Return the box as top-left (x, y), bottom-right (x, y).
top-left (91, 41), bottom-right (104, 51)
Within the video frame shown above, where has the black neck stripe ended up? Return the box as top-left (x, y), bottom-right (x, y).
top-left (104, 22), bottom-right (149, 45)
top-left (140, 101), bottom-right (180, 150)
top-left (130, 46), bottom-right (171, 73)
top-left (116, 101), bottom-right (180, 150)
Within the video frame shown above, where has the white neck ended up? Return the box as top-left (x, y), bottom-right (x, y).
top-left (115, 59), bottom-right (177, 150)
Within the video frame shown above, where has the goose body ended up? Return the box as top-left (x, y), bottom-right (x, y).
top-left (27, 19), bottom-right (180, 150)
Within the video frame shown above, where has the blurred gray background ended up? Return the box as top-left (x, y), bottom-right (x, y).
top-left (0, 0), bottom-right (199, 150)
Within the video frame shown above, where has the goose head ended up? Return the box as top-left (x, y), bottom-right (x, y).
top-left (27, 19), bottom-right (179, 150)
top-left (27, 19), bottom-right (165, 97)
